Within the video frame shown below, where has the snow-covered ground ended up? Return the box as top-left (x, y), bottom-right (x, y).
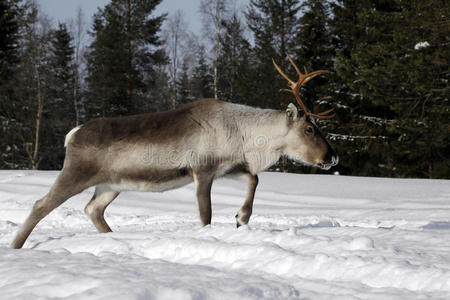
top-left (0, 170), bottom-right (449, 299)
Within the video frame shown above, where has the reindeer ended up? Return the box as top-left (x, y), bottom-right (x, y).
top-left (11, 55), bottom-right (338, 249)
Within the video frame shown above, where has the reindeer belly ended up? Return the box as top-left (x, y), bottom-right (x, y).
top-left (107, 168), bottom-right (193, 192)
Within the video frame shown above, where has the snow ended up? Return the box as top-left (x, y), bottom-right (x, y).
top-left (414, 41), bottom-right (430, 50)
top-left (0, 170), bottom-right (449, 299)
top-left (328, 133), bottom-right (387, 141)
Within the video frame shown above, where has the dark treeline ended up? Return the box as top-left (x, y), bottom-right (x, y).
top-left (0, 0), bottom-right (448, 178)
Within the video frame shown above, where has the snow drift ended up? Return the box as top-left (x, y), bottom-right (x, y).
top-left (0, 171), bottom-right (449, 299)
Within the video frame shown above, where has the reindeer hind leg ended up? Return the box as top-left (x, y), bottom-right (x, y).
top-left (11, 167), bottom-right (96, 249)
top-left (84, 185), bottom-right (119, 233)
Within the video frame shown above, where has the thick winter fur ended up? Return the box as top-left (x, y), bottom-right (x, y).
top-left (64, 125), bottom-right (81, 147)
top-left (11, 99), bottom-right (337, 248)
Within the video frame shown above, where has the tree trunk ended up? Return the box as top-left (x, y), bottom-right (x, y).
top-left (73, 68), bottom-right (79, 126)
top-left (126, 0), bottom-right (132, 99)
top-left (213, 0), bottom-right (220, 99)
top-left (387, 159), bottom-right (393, 177)
top-left (32, 51), bottom-right (42, 170)
top-left (72, 7), bottom-right (84, 126)
top-left (172, 30), bottom-right (178, 109)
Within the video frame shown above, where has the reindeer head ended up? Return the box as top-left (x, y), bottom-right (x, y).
top-left (273, 54), bottom-right (339, 170)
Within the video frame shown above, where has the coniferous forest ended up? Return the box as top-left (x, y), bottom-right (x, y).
top-left (0, 0), bottom-right (448, 178)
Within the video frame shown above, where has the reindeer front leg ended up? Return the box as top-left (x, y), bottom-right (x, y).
top-left (193, 171), bottom-right (215, 226)
top-left (236, 173), bottom-right (258, 227)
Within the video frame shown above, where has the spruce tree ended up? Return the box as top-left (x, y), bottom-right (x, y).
top-left (283, 0), bottom-right (336, 174)
top-left (0, 0), bottom-right (21, 168)
top-left (0, 0), bottom-right (20, 84)
top-left (331, 0), bottom-right (449, 178)
top-left (177, 60), bottom-right (191, 106)
top-left (329, 0), bottom-right (404, 177)
top-left (384, 0), bottom-right (449, 178)
top-left (246, 0), bottom-right (301, 109)
top-left (13, 3), bottom-right (53, 169)
top-left (190, 48), bottom-right (214, 99)
top-left (145, 61), bottom-right (171, 112)
top-left (85, 0), bottom-right (166, 118)
top-left (40, 22), bottom-right (75, 169)
top-left (191, 48), bottom-right (214, 99)
top-left (217, 13), bottom-right (253, 105)
top-left (295, 0), bottom-right (333, 111)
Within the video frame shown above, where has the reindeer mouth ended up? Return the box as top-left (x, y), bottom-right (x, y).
top-left (317, 155), bottom-right (339, 170)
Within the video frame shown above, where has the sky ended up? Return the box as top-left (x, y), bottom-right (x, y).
top-left (37, 0), bottom-right (207, 34)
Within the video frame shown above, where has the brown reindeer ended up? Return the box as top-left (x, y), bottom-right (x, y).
top-left (11, 56), bottom-right (338, 249)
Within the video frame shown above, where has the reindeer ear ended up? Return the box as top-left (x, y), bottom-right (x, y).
top-left (286, 103), bottom-right (298, 120)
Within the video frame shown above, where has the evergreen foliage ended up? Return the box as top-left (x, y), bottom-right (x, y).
top-left (0, 0), bottom-right (21, 168)
top-left (246, 0), bottom-right (301, 109)
top-left (0, 0), bottom-right (19, 81)
top-left (295, 0), bottom-right (333, 109)
top-left (190, 47), bottom-right (214, 99)
top-left (85, 0), bottom-right (166, 118)
top-left (217, 13), bottom-right (253, 105)
top-left (287, 0), bottom-right (336, 174)
top-left (330, 0), bottom-right (449, 178)
top-left (41, 23), bottom-right (75, 169)
top-left (177, 60), bottom-right (192, 105)
top-left (0, 0), bottom-right (448, 178)
top-left (13, 3), bottom-right (53, 169)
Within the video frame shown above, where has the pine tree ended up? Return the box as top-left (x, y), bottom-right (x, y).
top-left (13, 3), bottom-right (53, 169)
top-left (328, 1), bottom-right (402, 176)
top-left (246, 0), bottom-right (301, 109)
top-left (40, 22), bottom-right (75, 169)
top-left (330, 0), bottom-right (449, 178)
top-left (217, 13), bottom-right (253, 104)
top-left (281, 0), bottom-right (336, 174)
top-left (0, 0), bottom-right (21, 168)
top-left (177, 60), bottom-right (191, 105)
top-left (295, 0), bottom-right (333, 111)
top-left (384, 0), bottom-right (449, 178)
top-left (145, 60), bottom-right (171, 112)
top-left (85, 0), bottom-right (166, 118)
top-left (0, 0), bottom-right (20, 83)
top-left (190, 48), bottom-right (214, 99)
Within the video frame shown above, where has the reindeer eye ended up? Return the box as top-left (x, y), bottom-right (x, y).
top-left (305, 126), bottom-right (314, 136)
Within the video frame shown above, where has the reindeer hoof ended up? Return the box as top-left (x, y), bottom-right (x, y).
top-left (235, 214), bottom-right (241, 228)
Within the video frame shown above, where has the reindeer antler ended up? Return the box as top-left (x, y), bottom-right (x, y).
top-left (272, 54), bottom-right (335, 119)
